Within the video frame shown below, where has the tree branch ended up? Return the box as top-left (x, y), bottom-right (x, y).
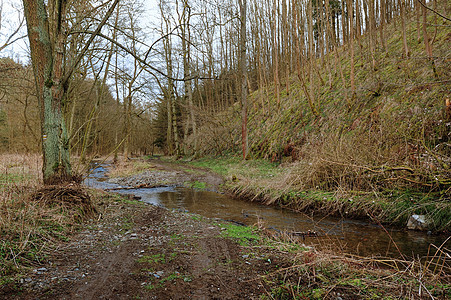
top-left (71, 30), bottom-right (220, 82)
top-left (62, 0), bottom-right (120, 88)
top-left (416, 0), bottom-right (450, 21)
top-left (0, 15), bottom-right (25, 52)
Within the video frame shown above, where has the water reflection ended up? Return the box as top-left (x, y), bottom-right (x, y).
top-left (85, 164), bottom-right (449, 259)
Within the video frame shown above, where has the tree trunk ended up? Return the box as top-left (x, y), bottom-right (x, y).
top-left (307, 0), bottom-right (316, 111)
top-left (239, 0), bottom-right (248, 159)
top-left (23, 0), bottom-right (71, 184)
top-left (380, 0), bottom-right (386, 51)
top-left (400, 0), bottom-right (410, 58)
top-left (273, 0), bottom-right (280, 107)
top-left (347, 0), bottom-right (355, 98)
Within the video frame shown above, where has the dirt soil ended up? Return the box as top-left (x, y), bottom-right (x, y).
top-left (0, 162), bottom-right (295, 300)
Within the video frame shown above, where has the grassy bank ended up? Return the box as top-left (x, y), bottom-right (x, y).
top-left (179, 156), bottom-right (450, 232)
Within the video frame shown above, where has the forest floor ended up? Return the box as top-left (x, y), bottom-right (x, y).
top-left (1, 157), bottom-right (449, 299)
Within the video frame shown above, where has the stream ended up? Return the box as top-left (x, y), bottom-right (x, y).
top-left (84, 163), bottom-right (449, 259)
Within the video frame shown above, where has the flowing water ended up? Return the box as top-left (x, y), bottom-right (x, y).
top-left (85, 163), bottom-right (449, 259)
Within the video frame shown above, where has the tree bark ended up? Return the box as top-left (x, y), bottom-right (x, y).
top-left (400, 0), bottom-right (410, 58)
top-left (239, 0), bottom-right (248, 159)
top-left (23, 0), bottom-right (71, 184)
top-left (23, 0), bottom-right (119, 183)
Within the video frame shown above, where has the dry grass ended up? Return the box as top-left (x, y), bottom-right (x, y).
top-left (107, 160), bottom-right (156, 178)
top-left (0, 153), bottom-right (42, 187)
top-left (0, 153), bottom-right (97, 277)
top-left (258, 229), bottom-right (451, 299)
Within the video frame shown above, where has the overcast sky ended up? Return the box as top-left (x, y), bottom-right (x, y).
top-left (0, 0), bottom-right (28, 61)
top-left (0, 0), bottom-right (160, 63)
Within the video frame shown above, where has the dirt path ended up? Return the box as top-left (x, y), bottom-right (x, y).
top-left (0, 188), bottom-right (292, 299)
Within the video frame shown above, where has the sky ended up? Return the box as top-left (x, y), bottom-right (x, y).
top-left (0, 0), bottom-right (160, 63)
top-left (0, 0), bottom-right (28, 62)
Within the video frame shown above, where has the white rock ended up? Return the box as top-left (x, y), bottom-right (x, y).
top-left (407, 214), bottom-right (430, 230)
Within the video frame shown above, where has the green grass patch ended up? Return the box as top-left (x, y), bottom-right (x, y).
top-left (187, 156), bottom-right (240, 175)
top-left (186, 156), bottom-right (281, 180)
top-left (219, 223), bottom-right (260, 246)
top-left (138, 254), bottom-right (166, 264)
top-left (184, 181), bottom-right (207, 189)
top-left (0, 173), bottom-right (29, 185)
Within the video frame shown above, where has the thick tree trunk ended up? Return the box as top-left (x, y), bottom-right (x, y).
top-left (23, 0), bottom-right (71, 184)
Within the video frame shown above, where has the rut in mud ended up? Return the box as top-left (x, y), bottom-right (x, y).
top-left (0, 195), bottom-right (293, 300)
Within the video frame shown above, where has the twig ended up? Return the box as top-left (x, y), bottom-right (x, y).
top-left (367, 211), bottom-right (406, 261)
top-left (416, 0), bottom-right (451, 21)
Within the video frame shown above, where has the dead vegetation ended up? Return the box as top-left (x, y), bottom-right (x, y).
top-left (255, 221), bottom-right (450, 299)
top-left (30, 185), bottom-right (97, 221)
top-left (0, 154), bottom-right (97, 278)
top-left (258, 247), bottom-right (450, 299)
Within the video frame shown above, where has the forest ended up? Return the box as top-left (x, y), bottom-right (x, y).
top-left (0, 0), bottom-right (450, 298)
top-left (1, 0), bottom-right (449, 223)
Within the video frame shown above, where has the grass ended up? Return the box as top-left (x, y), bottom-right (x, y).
top-left (219, 222), bottom-right (261, 246)
top-left (184, 180), bottom-right (207, 189)
top-left (138, 254), bottom-right (167, 264)
top-left (0, 154), bottom-right (99, 282)
top-left (186, 156), bottom-right (281, 181)
top-left (107, 160), bottom-right (155, 178)
top-left (257, 240), bottom-right (450, 300)
top-left (183, 4), bottom-right (450, 230)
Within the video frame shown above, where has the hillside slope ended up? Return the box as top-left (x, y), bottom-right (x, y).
top-left (194, 6), bottom-right (450, 230)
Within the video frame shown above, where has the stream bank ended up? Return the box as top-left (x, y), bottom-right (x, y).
top-left (90, 158), bottom-right (449, 260)
top-left (1, 158), bottom-right (449, 299)
top-left (172, 156), bottom-right (451, 233)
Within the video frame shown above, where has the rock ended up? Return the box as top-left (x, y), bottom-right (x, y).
top-left (152, 271), bottom-right (164, 278)
top-left (407, 215), bottom-right (430, 230)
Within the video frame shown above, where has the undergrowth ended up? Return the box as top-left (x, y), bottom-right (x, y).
top-left (0, 154), bottom-right (97, 280)
top-left (251, 217), bottom-right (450, 299)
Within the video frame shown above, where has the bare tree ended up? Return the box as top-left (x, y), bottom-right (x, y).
top-left (22, 0), bottom-right (119, 183)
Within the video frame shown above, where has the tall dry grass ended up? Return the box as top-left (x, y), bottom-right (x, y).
top-left (0, 153), bottom-right (95, 277)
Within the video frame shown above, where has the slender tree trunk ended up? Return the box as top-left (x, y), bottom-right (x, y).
top-left (367, 0), bottom-right (377, 70)
top-left (307, 0), bottom-right (316, 111)
top-left (421, 2), bottom-right (437, 78)
top-left (239, 0), bottom-right (248, 159)
top-left (348, 0), bottom-right (355, 98)
top-left (273, 0), bottom-right (280, 107)
top-left (422, 4), bottom-right (432, 59)
top-left (415, 0), bottom-right (421, 42)
top-left (400, 0), bottom-right (410, 58)
top-left (380, 0), bottom-right (386, 51)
